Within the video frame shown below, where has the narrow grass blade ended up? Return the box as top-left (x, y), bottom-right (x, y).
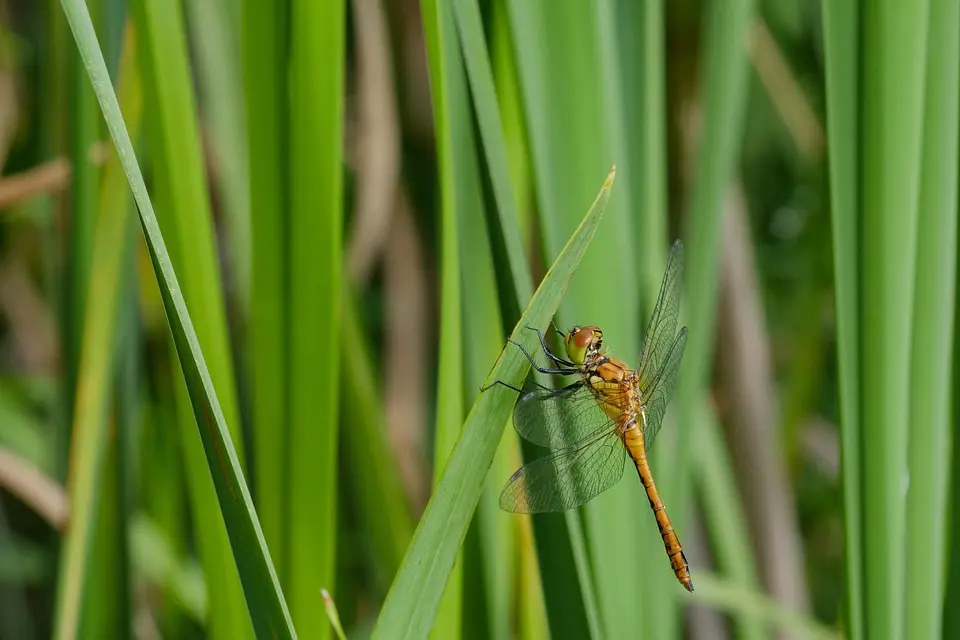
top-left (421, 0), bottom-right (467, 633)
top-left (185, 0), bottom-right (250, 306)
top-left (52, 26), bottom-right (139, 639)
top-left (286, 0), bottom-right (345, 635)
top-left (905, 1), bottom-right (959, 637)
top-left (455, 83), bottom-right (517, 640)
top-left (80, 23), bottom-right (138, 637)
top-left (63, 16), bottom-right (99, 434)
top-left (820, 3), bottom-right (863, 636)
top-left (861, 2), bottom-right (928, 636)
top-left (371, 168), bottom-right (616, 639)
top-left (491, 0), bottom-right (532, 245)
top-left (620, 1), bottom-right (673, 633)
top-left (451, 0), bottom-right (532, 308)
top-left (503, 4), bottom-right (644, 637)
top-left (130, 1), bottom-right (252, 635)
top-left (58, 1), bottom-right (295, 637)
top-left (243, 0), bottom-right (288, 586)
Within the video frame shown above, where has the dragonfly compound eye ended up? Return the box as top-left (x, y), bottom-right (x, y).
top-left (564, 326), bottom-right (595, 365)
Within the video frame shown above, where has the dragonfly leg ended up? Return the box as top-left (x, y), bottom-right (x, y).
top-left (551, 319), bottom-right (565, 337)
top-left (479, 379), bottom-right (525, 394)
top-left (507, 339), bottom-right (576, 375)
top-left (523, 326), bottom-right (576, 367)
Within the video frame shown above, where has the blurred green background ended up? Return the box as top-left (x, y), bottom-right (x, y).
top-left (0, 0), bottom-right (957, 638)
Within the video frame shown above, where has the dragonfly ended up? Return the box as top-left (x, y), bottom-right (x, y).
top-left (486, 239), bottom-right (692, 592)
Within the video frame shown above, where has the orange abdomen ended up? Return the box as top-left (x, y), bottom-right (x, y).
top-left (622, 423), bottom-right (694, 592)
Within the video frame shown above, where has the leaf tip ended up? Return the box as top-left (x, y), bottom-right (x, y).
top-left (321, 588), bottom-right (347, 640)
top-left (604, 165), bottom-right (617, 188)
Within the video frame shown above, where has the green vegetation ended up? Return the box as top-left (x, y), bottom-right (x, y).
top-left (0, 1), bottom-right (955, 638)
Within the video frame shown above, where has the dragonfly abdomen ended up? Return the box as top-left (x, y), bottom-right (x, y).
top-left (622, 421), bottom-right (695, 593)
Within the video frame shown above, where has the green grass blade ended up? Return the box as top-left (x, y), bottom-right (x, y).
top-left (58, 1), bottom-right (295, 637)
top-left (621, 1), bottom-right (673, 633)
top-left (820, 2), bottom-right (863, 636)
top-left (371, 168), bottom-right (615, 639)
top-left (421, 0), bottom-right (467, 633)
top-left (63, 14), bottom-right (99, 435)
top-left (243, 0), bottom-right (288, 587)
top-left (286, 0), bottom-right (345, 636)
top-left (79, 24), bottom-right (138, 637)
top-left (455, 90), bottom-right (516, 640)
top-left (131, 0), bottom-right (243, 459)
top-left (130, 1), bottom-right (252, 635)
top-left (184, 0), bottom-right (250, 306)
top-left (905, 1), bottom-right (959, 637)
top-left (503, 4), bottom-right (644, 637)
top-left (451, 0), bottom-right (532, 307)
top-left (861, 2), bottom-right (928, 637)
top-left (51, 26), bottom-right (139, 639)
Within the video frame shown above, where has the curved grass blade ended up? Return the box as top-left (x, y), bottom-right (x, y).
top-left (371, 167), bottom-right (616, 640)
top-left (58, 1), bottom-right (295, 637)
top-left (453, 4), bottom-right (597, 636)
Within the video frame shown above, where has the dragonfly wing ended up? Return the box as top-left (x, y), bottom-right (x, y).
top-left (637, 240), bottom-right (684, 386)
top-left (513, 382), bottom-right (616, 450)
top-left (640, 327), bottom-right (687, 450)
top-left (500, 429), bottom-right (626, 513)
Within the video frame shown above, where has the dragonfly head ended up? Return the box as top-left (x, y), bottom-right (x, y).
top-left (564, 325), bottom-right (604, 365)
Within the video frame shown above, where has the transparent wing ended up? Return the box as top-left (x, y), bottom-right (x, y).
top-left (639, 327), bottom-right (687, 450)
top-left (637, 240), bottom-right (684, 386)
top-left (499, 429), bottom-right (626, 513)
top-left (512, 382), bottom-right (620, 450)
